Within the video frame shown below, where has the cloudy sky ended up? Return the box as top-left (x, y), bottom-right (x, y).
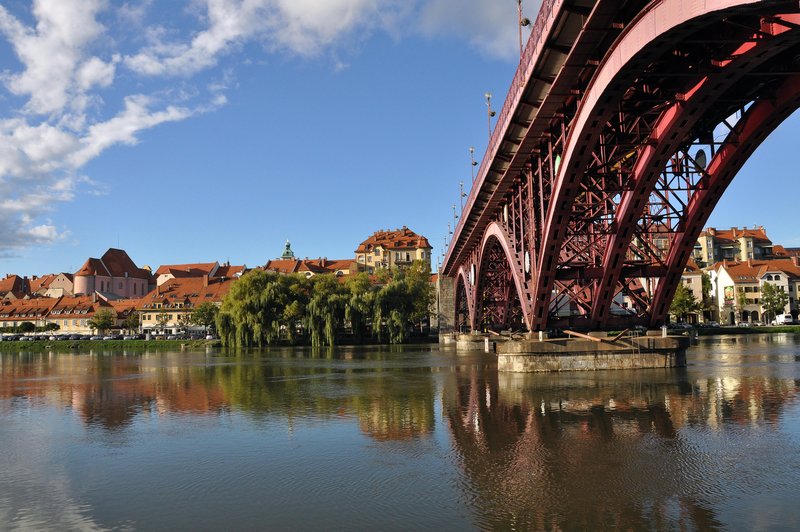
top-left (1, 0), bottom-right (798, 275)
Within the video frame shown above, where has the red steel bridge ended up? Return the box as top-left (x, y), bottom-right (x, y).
top-left (442, 0), bottom-right (800, 332)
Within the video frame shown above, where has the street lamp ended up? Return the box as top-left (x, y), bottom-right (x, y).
top-left (469, 146), bottom-right (477, 182)
top-left (517, 1), bottom-right (531, 59)
top-left (459, 181), bottom-right (467, 210)
top-left (485, 92), bottom-right (495, 143)
top-left (452, 204), bottom-right (458, 232)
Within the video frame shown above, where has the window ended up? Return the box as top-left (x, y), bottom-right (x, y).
top-left (118, 282), bottom-right (123, 289)
top-left (72, 320), bottom-right (77, 326)
top-left (134, 284), bottom-right (137, 295)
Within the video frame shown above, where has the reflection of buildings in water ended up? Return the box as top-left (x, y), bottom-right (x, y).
top-left (443, 365), bottom-right (798, 530)
top-left (0, 353), bottom-right (228, 430)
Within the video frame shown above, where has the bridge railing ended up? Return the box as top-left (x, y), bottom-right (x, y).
top-left (449, 0), bottom-right (561, 268)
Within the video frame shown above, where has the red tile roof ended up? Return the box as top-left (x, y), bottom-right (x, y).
top-left (138, 277), bottom-right (234, 310)
top-left (700, 226), bottom-right (772, 244)
top-left (355, 226), bottom-right (431, 253)
top-left (713, 258), bottom-right (800, 282)
top-left (75, 249), bottom-right (151, 280)
top-left (0, 275), bottom-right (28, 298)
top-left (155, 262), bottom-right (218, 276)
top-left (262, 258), bottom-right (352, 275)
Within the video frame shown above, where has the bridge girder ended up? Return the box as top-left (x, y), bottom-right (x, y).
top-left (446, 0), bottom-right (800, 332)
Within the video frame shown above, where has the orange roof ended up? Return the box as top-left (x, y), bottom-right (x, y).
top-left (355, 226), bottom-right (431, 253)
top-left (714, 258), bottom-right (800, 282)
top-left (138, 277), bottom-right (234, 310)
top-left (28, 274), bottom-right (57, 292)
top-left (0, 297), bottom-right (58, 319)
top-left (0, 274), bottom-right (28, 297)
top-left (155, 262), bottom-right (218, 276)
top-left (49, 296), bottom-right (110, 319)
top-left (263, 258), bottom-right (351, 275)
top-left (75, 248), bottom-right (151, 280)
top-left (215, 265), bottom-right (246, 278)
top-left (701, 226), bottom-right (772, 244)
top-left (772, 245), bottom-right (789, 256)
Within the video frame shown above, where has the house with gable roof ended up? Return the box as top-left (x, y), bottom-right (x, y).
top-left (355, 226), bottom-right (432, 274)
top-left (708, 258), bottom-right (800, 324)
top-left (73, 248), bottom-right (153, 299)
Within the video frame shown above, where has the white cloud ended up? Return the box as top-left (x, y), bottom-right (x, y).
top-left (0, 0), bottom-right (529, 256)
top-left (0, 0), bottom-right (108, 115)
top-left (124, 0), bottom-right (407, 76)
top-left (418, 0), bottom-right (541, 60)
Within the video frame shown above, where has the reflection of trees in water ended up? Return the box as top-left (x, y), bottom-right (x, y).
top-left (0, 351), bottom-right (436, 441)
top-left (212, 361), bottom-right (435, 440)
top-left (442, 367), bottom-right (800, 530)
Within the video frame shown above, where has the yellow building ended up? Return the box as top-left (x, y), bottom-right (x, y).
top-left (355, 226), bottom-right (432, 274)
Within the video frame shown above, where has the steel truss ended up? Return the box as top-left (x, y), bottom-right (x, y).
top-left (448, 1), bottom-right (800, 332)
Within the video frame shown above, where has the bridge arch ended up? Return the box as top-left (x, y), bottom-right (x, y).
top-left (532, 0), bottom-right (800, 328)
top-left (474, 222), bottom-right (530, 331)
top-left (454, 267), bottom-right (474, 332)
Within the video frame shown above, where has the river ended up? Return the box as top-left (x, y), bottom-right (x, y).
top-left (1, 335), bottom-right (799, 530)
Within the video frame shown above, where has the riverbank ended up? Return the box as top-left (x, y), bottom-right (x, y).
top-left (0, 339), bottom-right (222, 352)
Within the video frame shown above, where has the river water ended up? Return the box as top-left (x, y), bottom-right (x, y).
top-left (1, 335), bottom-right (799, 531)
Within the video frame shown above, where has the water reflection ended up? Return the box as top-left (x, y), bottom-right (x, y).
top-left (0, 349), bottom-right (437, 442)
top-left (443, 344), bottom-right (800, 530)
top-left (0, 337), bottom-right (799, 530)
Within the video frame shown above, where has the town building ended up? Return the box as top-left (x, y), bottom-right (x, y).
top-left (45, 295), bottom-right (118, 334)
top-left (0, 274), bottom-right (30, 300)
top-left (30, 273), bottom-right (74, 298)
top-left (694, 226), bottom-right (784, 267)
top-left (707, 258), bottom-right (800, 324)
top-left (0, 298), bottom-right (58, 329)
top-left (263, 241), bottom-right (353, 278)
top-left (355, 227), bottom-right (432, 274)
top-left (154, 261), bottom-right (246, 286)
top-left (138, 276), bottom-right (234, 335)
top-left (74, 248), bottom-right (153, 299)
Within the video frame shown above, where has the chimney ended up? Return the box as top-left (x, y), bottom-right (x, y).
top-left (203, 274), bottom-right (208, 287)
top-left (92, 292), bottom-right (97, 303)
top-left (792, 256), bottom-right (799, 267)
top-left (732, 227), bottom-right (737, 237)
top-left (747, 259), bottom-right (752, 268)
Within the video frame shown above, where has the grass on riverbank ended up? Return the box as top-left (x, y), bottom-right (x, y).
top-left (0, 339), bottom-right (221, 352)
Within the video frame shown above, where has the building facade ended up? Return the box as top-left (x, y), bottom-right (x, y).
top-left (355, 227), bottom-right (432, 274)
top-left (74, 248), bottom-right (153, 299)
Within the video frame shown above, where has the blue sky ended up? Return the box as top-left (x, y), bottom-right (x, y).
top-left (1, 0), bottom-right (798, 276)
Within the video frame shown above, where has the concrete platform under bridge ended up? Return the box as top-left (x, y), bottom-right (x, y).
top-left (442, 331), bottom-right (689, 372)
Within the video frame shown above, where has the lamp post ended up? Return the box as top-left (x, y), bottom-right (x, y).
top-left (517, 1), bottom-right (531, 59)
top-left (485, 92), bottom-right (495, 143)
top-left (452, 204), bottom-right (459, 234)
top-left (469, 146), bottom-right (477, 182)
top-left (459, 181), bottom-right (466, 210)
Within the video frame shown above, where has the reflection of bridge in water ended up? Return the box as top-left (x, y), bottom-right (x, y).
top-left (443, 0), bottom-right (800, 332)
top-left (443, 360), bottom-right (799, 529)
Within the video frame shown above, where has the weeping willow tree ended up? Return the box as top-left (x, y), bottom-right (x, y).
top-left (344, 273), bottom-right (375, 342)
top-left (218, 261), bottom-right (434, 348)
top-left (306, 275), bottom-right (347, 347)
top-left (217, 270), bottom-right (309, 348)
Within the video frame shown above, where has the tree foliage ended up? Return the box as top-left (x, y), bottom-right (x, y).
top-left (88, 308), bottom-right (115, 334)
top-left (217, 261), bottom-right (434, 348)
top-left (669, 282), bottom-right (700, 322)
top-left (761, 282), bottom-right (789, 323)
top-left (190, 302), bottom-right (219, 333)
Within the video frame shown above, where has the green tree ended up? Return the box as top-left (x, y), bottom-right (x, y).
top-left (305, 274), bottom-right (346, 347)
top-left (124, 311), bottom-right (140, 333)
top-left (669, 282), bottom-right (700, 323)
top-left (42, 322), bottom-right (60, 332)
top-left (88, 309), bottom-right (115, 334)
top-left (18, 321), bottom-right (35, 333)
top-left (736, 289), bottom-right (748, 322)
top-left (761, 282), bottom-right (789, 324)
top-left (155, 312), bottom-right (171, 334)
top-left (217, 270), bottom-right (307, 348)
top-left (190, 302), bottom-right (219, 334)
